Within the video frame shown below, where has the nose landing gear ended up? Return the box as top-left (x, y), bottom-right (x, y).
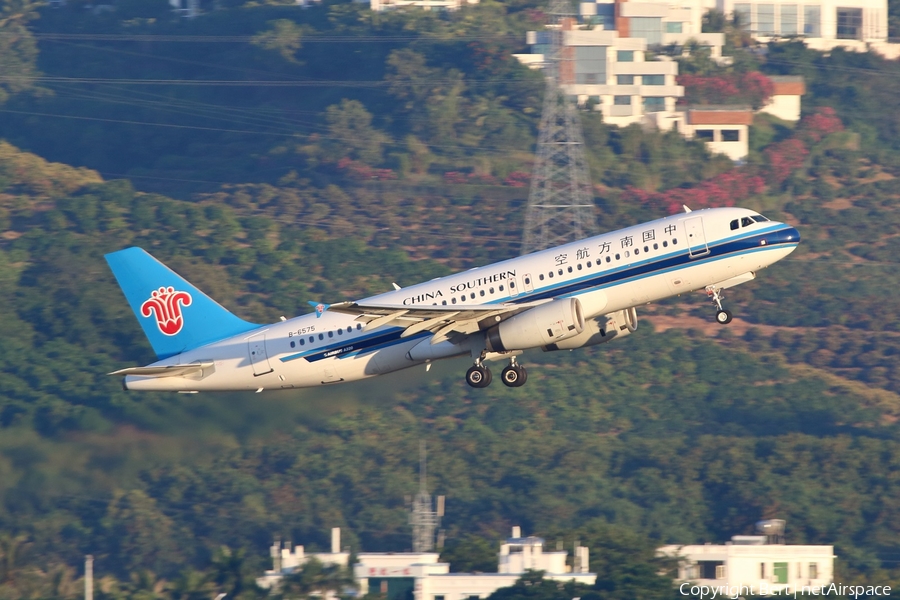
top-left (706, 285), bottom-right (733, 324)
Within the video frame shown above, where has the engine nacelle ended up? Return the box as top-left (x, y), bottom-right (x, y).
top-left (542, 307), bottom-right (637, 351)
top-left (485, 298), bottom-right (584, 352)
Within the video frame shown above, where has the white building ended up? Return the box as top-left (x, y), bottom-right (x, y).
top-left (370, 0), bottom-right (478, 11)
top-left (257, 527), bottom-right (352, 592)
top-left (658, 523), bottom-right (836, 596)
top-left (261, 527), bottom-right (596, 600)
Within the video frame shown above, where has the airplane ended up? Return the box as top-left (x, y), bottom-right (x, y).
top-left (106, 206), bottom-right (799, 391)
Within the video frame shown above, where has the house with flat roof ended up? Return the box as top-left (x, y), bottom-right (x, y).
top-left (657, 521), bottom-right (836, 596)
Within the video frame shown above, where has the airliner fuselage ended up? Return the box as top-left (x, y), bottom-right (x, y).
top-left (107, 207), bottom-right (799, 391)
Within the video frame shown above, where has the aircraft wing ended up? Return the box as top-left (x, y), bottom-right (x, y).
top-left (326, 300), bottom-right (549, 344)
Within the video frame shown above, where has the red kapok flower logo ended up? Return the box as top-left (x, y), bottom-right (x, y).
top-left (141, 286), bottom-right (192, 336)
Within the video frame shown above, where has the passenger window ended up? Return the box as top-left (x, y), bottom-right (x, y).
top-left (309, 336), bottom-right (314, 343)
top-left (328, 331), bottom-right (333, 338)
top-left (357, 324), bottom-right (362, 330)
top-left (605, 256), bottom-right (611, 263)
top-left (499, 285), bottom-right (504, 291)
top-left (634, 249), bottom-right (640, 255)
top-left (510, 281), bottom-right (516, 288)
top-left (290, 341), bottom-right (296, 348)
top-left (644, 246), bottom-right (649, 252)
top-left (672, 238), bottom-right (678, 245)
top-left (653, 243), bottom-right (658, 250)
top-left (490, 287), bottom-right (495, 293)
top-left (741, 217), bottom-right (754, 227)
top-left (525, 277), bottom-right (531, 284)
top-left (539, 274), bottom-right (544, 281)
top-left (442, 300), bottom-right (447, 305)
top-left (567, 266), bottom-right (573, 273)
top-left (549, 272), bottom-right (554, 278)
top-left (558, 269), bottom-right (563, 276)
top-left (663, 241), bottom-right (668, 247)
top-left (470, 293), bottom-right (475, 300)
top-left (730, 219), bottom-right (739, 230)
top-left (587, 261), bottom-right (592, 267)
top-left (452, 298), bottom-right (457, 304)
top-left (299, 339), bottom-right (305, 346)
top-left (338, 329), bottom-right (343, 336)
top-left (625, 251), bottom-right (630, 257)
top-left (615, 254), bottom-right (620, 260)
top-left (480, 290), bottom-right (485, 297)
top-left (577, 264), bottom-right (583, 270)
top-left (318, 333), bottom-right (324, 340)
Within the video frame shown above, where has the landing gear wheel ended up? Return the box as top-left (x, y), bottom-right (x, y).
top-left (716, 309), bottom-right (733, 324)
top-left (501, 365), bottom-right (527, 388)
top-left (466, 365), bottom-right (492, 388)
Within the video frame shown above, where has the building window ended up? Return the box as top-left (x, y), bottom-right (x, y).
top-left (644, 97), bottom-right (665, 112)
top-left (435, 596), bottom-right (445, 600)
top-left (758, 4), bottom-right (775, 33)
top-left (575, 46), bottom-right (607, 85)
top-left (774, 562), bottom-right (788, 584)
top-left (631, 17), bottom-right (663, 45)
top-left (696, 129), bottom-right (715, 140)
top-left (596, 3), bottom-right (616, 29)
top-left (614, 95), bottom-right (632, 105)
top-left (643, 75), bottom-right (665, 85)
top-left (837, 7), bottom-right (862, 39)
top-left (699, 561), bottom-right (724, 579)
top-left (722, 129), bottom-right (740, 142)
top-left (716, 565), bottom-right (726, 579)
top-left (781, 4), bottom-right (798, 34)
top-left (809, 563), bottom-right (818, 579)
top-left (760, 563), bottom-right (766, 579)
top-left (666, 21), bottom-right (683, 33)
top-left (734, 3), bottom-right (752, 30)
top-left (617, 50), bottom-right (634, 62)
top-left (617, 74), bottom-right (635, 85)
top-left (804, 5), bottom-right (821, 35)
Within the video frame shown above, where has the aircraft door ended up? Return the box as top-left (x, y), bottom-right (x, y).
top-left (247, 333), bottom-right (273, 376)
top-left (523, 273), bottom-right (534, 293)
top-left (684, 216), bottom-right (710, 258)
top-left (509, 275), bottom-right (521, 297)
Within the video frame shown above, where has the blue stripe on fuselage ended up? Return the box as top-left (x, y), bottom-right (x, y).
top-left (279, 226), bottom-right (797, 364)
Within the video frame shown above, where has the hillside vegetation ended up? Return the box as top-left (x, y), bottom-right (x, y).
top-left (1, 0), bottom-right (900, 599)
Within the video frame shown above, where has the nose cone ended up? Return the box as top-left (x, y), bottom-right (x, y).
top-left (784, 226), bottom-right (801, 244)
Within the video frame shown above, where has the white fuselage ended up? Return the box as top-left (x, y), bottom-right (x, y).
top-left (125, 207), bottom-right (799, 391)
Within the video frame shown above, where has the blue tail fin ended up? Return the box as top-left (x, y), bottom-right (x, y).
top-left (105, 247), bottom-right (261, 359)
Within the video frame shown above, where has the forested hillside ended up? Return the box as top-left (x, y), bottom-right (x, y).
top-left (2, 0), bottom-right (900, 598)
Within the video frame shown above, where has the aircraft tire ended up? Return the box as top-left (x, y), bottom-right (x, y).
top-left (716, 309), bottom-right (733, 324)
top-left (466, 365), bottom-right (492, 388)
top-left (501, 365), bottom-right (527, 387)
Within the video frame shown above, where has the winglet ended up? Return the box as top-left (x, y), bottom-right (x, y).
top-left (683, 205), bottom-right (693, 213)
top-left (308, 301), bottom-right (330, 318)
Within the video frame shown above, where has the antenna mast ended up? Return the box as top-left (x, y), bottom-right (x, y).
top-left (410, 441), bottom-right (443, 552)
top-left (521, 0), bottom-right (599, 254)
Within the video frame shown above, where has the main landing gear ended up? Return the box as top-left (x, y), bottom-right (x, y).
top-left (706, 285), bottom-right (733, 324)
top-left (466, 355), bottom-right (527, 388)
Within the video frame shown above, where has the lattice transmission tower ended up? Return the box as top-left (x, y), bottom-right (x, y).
top-left (409, 441), bottom-right (444, 552)
top-left (521, 0), bottom-right (599, 254)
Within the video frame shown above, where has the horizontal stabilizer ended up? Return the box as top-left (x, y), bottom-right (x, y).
top-left (108, 362), bottom-right (215, 379)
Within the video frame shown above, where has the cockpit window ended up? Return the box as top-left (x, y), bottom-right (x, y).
top-left (741, 217), bottom-right (754, 227)
top-left (730, 219), bottom-right (739, 230)
top-left (751, 215), bottom-right (769, 222)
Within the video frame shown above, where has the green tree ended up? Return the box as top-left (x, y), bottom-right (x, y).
top-left (0, 0), bottom-right (42, 104)
top-left (325, 99), bottom-right (389, 165)
top-left (253, 19), bottom-right (304, 63)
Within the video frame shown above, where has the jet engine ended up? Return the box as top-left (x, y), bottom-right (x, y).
top-left (542, 307), bottom-right (638, 351)
top-left (485, 298), bottom-right (584, 352)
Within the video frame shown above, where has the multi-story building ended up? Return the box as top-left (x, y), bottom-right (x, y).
top-left (658, 521), bottom-right (836, 596)
top-left (259, 527), bottom-right (596, 600)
